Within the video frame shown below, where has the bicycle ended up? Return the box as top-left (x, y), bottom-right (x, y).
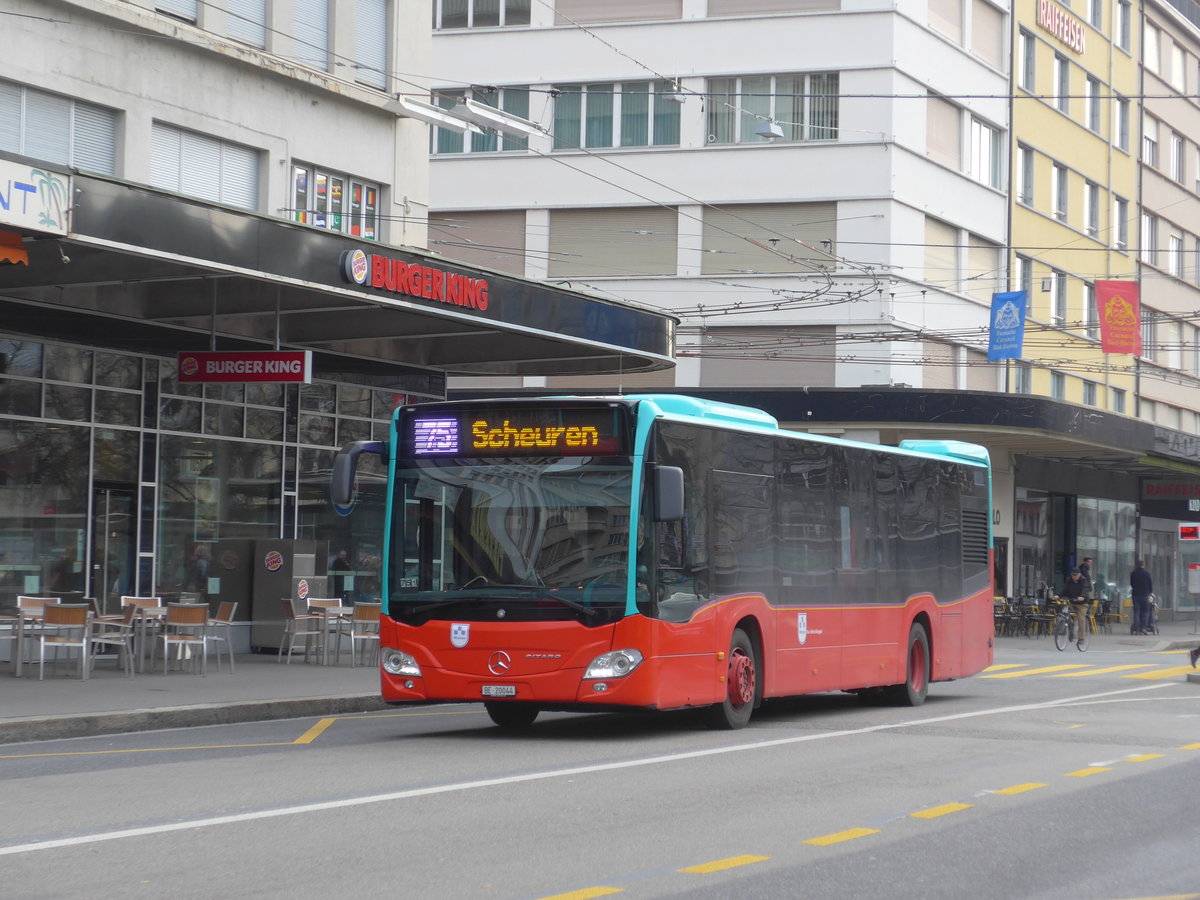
top-left (1053, 601), bottom-right (1091, 651)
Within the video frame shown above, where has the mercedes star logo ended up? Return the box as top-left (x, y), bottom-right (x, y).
top-left (487, 651), bottom-right (512, 675)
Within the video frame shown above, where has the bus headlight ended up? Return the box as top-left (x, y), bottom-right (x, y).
top-left (584, 649), bottom-right (643, 679)
top-left (381, 647), bottom-right (421, 677)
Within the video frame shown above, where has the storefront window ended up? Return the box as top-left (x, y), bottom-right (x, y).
top-left (44, 384), bottom-right (92, 421)
top-left (0, 377), bottom-right (40, 416)
top-left (45, 345), bottom-right (93, 384)
top-left (95, 390), bottom-right (140, 427)
top-left (1075, 497), bottom-right (1136, 609)
top-left (0, 421), bottom-right (90, 609)
top-left (95, 352), bottom-right (141, 389)
top-left (0, 340), bottom-right (44, 377)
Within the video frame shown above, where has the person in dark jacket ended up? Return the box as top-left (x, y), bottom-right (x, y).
top-left (1130, 559), bottom-right (1153, 635)
top-left (1061, 568), bottom-right (1090, 649)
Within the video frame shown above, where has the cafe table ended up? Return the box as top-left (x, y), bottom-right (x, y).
top-left (307, 600), bottom-right (352, 665)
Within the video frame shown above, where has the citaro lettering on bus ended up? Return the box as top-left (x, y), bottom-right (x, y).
top-left (471, 418), bottom-right (600, 450)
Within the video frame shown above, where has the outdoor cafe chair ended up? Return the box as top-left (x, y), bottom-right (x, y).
top-left (90, 603), bottom-right (137, 677)
top-left (204, 601), bottom-right (238, 673)
top-left (36, 603), bottom-right (92, 680)
top-left (279, 598), bottom-right (322, 664)
top-left (307, 598), bottom-right (347, 664)
top-left (337, 602), bottom-right (381, 668)
top-left (150, 603), bottom-right (208, 675)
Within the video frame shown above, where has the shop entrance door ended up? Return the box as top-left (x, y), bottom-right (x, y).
top-left (92, 485), bottom-right (136, 614)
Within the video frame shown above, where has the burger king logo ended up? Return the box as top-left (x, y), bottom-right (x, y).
top-left (220, 550), bottom-right (239, 571)
top-left (180, 355), bottom-right (199, 377)
top-left (297, 579), bottom-right (309, 600)
top-left (264, 550), bottom-right (284, 572)
top-left (341, 248), bottom-right (369, 285)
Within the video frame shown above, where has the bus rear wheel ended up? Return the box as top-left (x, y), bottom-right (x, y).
top-left (706, 628), bottom-right (757, 729)
top-left (485, 702), bottom-right (540, 730)
top-left (885, 623), bottom-right (930, 707)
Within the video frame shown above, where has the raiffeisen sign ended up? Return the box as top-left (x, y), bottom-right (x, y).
top-left (1037, 0), bottom-right (1085, 54)
top-left (340, 248), bottom-right (489, 312)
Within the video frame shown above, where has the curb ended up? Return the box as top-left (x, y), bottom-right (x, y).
top-left (0, 694), bottom-right (389, 746)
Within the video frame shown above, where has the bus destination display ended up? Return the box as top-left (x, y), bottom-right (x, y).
top-left (409, 407), bottom-right (626, 456)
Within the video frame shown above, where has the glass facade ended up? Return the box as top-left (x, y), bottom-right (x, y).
top-left (0, 335), bottom-right (435, 613)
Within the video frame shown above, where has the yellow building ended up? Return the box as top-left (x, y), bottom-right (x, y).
top-left (1010, 0), bottom-right (1139, 411)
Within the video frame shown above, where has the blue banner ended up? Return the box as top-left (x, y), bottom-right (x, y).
top-left (987, 290), bottom-right (1027, 361)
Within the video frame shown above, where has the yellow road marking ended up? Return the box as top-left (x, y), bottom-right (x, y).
top-left (1124, 753), bottom-right (1165, 763)
top-left (981, 664), bottom-right (1090, 678)
top-left (804, 828), bottom-right (879, 846)
top-left (1066, 766), bottom-right (1111, 777)
top-left (993, 783), bottom-right (1047, 795)
top-left (982, 663), bottom-right (1026, 671)
top-left (1180, 743), bottom-right (1200, 750)
top-left (909, 802), bottom-right (971, 819)
top-left (1052, 665), bottom-right (1155, 677)
top-left (293, 718), bottom-right (336, 744)
top-left (0, 708), bottom-right (481, 759)
top-left (1126, 666), bottom-right (1196, 680)
top-left (535, 888), bottom-right (622, 900)
top-left (678, 855), bottom-right (769, 874)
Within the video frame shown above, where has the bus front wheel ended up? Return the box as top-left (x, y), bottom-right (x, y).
top-left (886, 623), bottom-right (930, 707)
top-left (706, 628), bottom-right (757, 729)
top-left (485, 702), bottom-right (540, 730)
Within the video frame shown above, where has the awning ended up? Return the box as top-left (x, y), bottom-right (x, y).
top-left (0, 229), bottom-right (28, 266)
top-left (0, 171), bottom-right (676, 384)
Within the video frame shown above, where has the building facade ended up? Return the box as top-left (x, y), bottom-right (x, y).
top-left (0, 0), bottom-right (674, 619)
top-left (431, 0), bottom-right (1200, 615)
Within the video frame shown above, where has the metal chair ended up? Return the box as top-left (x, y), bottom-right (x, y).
top-left (150, 603), bottom-right (208, 675)
top-left (90, 603), bottom-right (137, 677)
top-left (205, 601), bottom-right (239, 673)
top-left (278, 598), bottom-right (322, 663)
top-left (337, 602), bottom-right (381, 667)
top-left (36, 603), bottom-right (91, 680)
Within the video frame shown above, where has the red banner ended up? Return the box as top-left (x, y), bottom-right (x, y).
top-left (177, 351), bottom-right (312, 383)
top-left (1095, 280), bottom-right (1141, 355)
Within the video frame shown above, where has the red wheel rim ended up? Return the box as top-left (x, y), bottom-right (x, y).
top-left (908, 638), bottom-right (927, 693)
top-left (727, 647), bottom-right (755, 708)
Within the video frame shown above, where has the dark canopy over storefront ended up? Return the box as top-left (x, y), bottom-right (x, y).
top-left (0, 169), bottom-right (676, 383)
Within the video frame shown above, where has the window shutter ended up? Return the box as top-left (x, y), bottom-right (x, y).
top-left (924, 217), bottom-right (958, 286)
top-left (23, 90), bottom-right (71, 165)
top-left (701, 203), bottom-right (836, 275)
top-left (926, 96), bottom-right (960, 168)
top-left (970, 0), bottom-right (1003, 68)
top-left (293, 0), bottom-right (330, 70)
top-left (156, 0), bottom-right (198, 21)
top-left (429, 211), bottom-right (527, 275)
top-left (0, 81), bottom-right (21, 154)
top-left (71, 102), bottom-right (118, 175)
top-left (965, 236), bottom-right (1000, 303)
top-left (355, 0), bottom-right (388, 89)
top-left (555, 0), bottom-right (680, 24)
top-left (708, 0), bottom-right (836, 12)
top-left (228, 0), bottom-right (267, 47)
top-left (928, 0), bottom-right (961, 41)
top-left (218, 141), bottom-right (259, 210)
top-left (150, 122), bottom-right (183, 191)
top-left (549, 207), bottom-right (678, 277)
top-left (180, 129), bottom-right (222, 203)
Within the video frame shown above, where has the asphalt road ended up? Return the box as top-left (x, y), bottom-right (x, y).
top-left (3, 642), bottom-right (1198, 900)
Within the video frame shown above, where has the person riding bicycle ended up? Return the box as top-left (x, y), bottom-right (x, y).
top-left (1061, 568), bottom-right (1090, 650)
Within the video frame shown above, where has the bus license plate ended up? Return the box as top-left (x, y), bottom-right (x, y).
top-left (482, 685), bottom-right (517, 698)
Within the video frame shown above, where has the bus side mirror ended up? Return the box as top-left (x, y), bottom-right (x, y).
top-left (653, 465), bottom-right (684, 521)
top-left (330, 441), bottom-right (387, 508)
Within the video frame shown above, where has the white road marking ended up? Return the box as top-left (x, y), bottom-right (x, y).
top-left (0, 683), bottom-right (1174, 856)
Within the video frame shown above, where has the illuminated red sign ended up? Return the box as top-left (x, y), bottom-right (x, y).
top-left (1180, 523), bottom-right (1200, 541)
top-left (340, 249), bottom-right (489, 312)
top-left (177, 351), bottom-right (312, 384)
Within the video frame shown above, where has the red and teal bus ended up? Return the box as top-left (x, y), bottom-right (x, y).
top-left (331, 394), bottom-right (993, 729)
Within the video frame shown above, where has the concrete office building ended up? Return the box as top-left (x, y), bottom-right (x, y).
top-left (431, 0), bottom-right (1200, 615)
top-left (0, 0), bottom-right (674, 618)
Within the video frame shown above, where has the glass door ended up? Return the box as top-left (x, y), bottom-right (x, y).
top-left (91, 485), bottom-right (136, 614)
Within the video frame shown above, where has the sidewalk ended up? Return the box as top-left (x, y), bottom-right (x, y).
top-left (4, 619), bottom-right (1199, 747)
top-left (0, 650), bottom-right (386, 745)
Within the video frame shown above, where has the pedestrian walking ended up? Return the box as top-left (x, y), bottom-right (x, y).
top-left (1130, 559), bottom-right (1153, 635)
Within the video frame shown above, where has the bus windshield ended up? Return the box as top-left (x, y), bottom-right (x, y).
top-left (390, 456), bottom-right (634, 624)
